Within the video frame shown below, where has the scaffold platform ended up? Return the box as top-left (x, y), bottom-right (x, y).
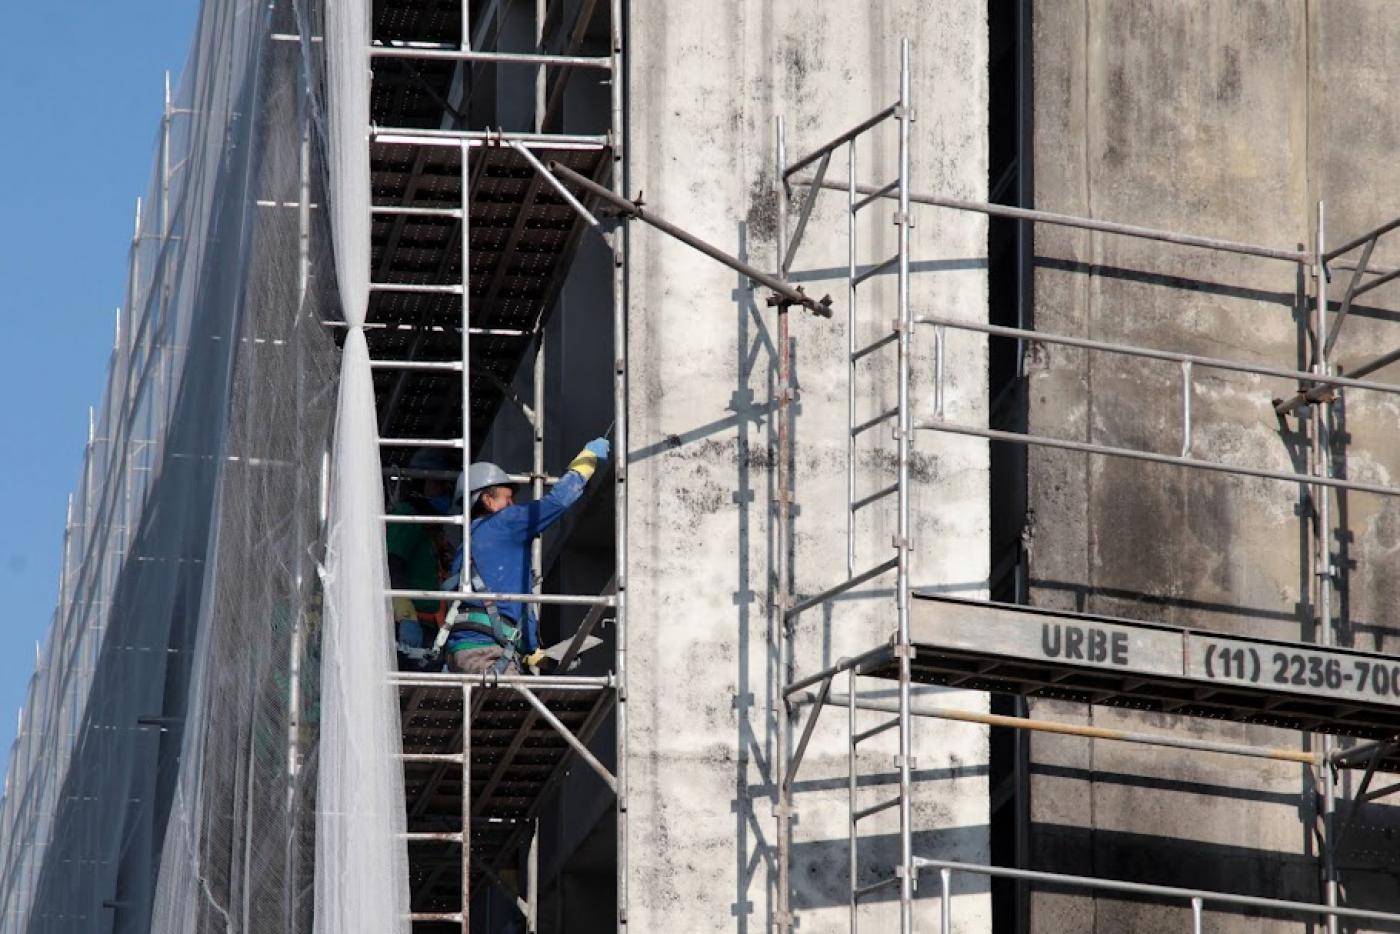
top-left (399, 681), bottom-right (615, 926)
top-left (852, 594), bottom-right (1400, 751)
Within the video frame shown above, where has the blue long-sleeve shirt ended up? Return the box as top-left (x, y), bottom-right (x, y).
top-left (448, 469), bottom-right (588, 650)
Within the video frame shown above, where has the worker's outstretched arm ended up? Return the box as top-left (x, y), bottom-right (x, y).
top-left (515, 437), bottom-right (610, 537)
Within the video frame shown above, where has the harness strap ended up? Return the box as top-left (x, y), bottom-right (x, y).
top-left (431, 518), bottom-right (526, 661)
top-left (450, 614), bottom-right (521, 648)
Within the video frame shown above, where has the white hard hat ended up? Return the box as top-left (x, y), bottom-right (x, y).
top-left (460, 461), bottom-right (513, 507)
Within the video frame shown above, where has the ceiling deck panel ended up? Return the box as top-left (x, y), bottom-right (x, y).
top-left (363, 143), bottom-right (609, 458)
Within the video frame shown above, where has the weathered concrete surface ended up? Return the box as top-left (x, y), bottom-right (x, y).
top-left (1030, 2), bottom-right (1400, 930)
top-left (627, 4), bottom-right (989, 931)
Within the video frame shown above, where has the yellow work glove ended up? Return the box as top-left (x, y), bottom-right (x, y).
top-left (566, 437), bottom-right (611, 481)
top-left (392, 596), bottom-right (417, 622)
top-left (524, 649), bottom-right (548, 667)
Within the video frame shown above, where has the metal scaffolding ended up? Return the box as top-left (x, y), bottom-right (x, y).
top-left (772, 37), bottom-right (1400, 934)
top-left (360, 1), bottom-right (626, 930)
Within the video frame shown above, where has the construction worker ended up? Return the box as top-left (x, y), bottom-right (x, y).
top-left (388, 448), bottom-right (459, 671)
top-left (442, 436), bottom-right (611, 675)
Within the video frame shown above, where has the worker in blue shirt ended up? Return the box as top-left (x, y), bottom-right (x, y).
top-left (442, 437), bottom-right (610, 675)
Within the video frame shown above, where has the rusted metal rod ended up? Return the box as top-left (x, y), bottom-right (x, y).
top-left (546, 161), bottom-right (833, 317)
top-left (792, 690), bottom-right (1322, 765)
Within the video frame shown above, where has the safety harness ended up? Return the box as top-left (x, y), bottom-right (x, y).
top-left (423, 549), bottom-right (523, 674)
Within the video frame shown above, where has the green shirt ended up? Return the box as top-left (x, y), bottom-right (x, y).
top-left (386, 499), bottom-right (447, 613)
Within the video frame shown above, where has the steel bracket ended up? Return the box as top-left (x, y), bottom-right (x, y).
top-left (892, 211), bottom-right (915, 228)
top-left (894, 755), bottom-right (919, 769)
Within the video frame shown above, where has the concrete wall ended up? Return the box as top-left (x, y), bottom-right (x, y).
top-left (626, 4), bottom-right (990, 931)
top-left (1029, 2), bottom-right (1400, 930)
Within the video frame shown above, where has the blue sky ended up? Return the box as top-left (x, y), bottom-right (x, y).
top-left (0, 5), bottom-right (199, 759)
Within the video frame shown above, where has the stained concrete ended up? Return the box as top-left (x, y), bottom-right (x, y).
top-left (626, 3), bottom-right (989, 930)
top-left (1030, 2), bottom-right (1400, 930)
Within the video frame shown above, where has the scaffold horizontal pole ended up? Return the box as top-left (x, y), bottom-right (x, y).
top-left (801, 178), bottom-right (1308, 264)
top-left (387, 588), bottom-right (616, 606)
top-left (1324, 214), bottom-right (1400, 262)
top-left (390, 672), bottom-right (613, 690)
top-left (372, 128), bottom-right (608, 150)
top-left (378, 437), bottom-right (463, 449)
top-left (786, 558), bottom-right (899, 619)
top-left (370, 205), bottom-right (462, 218)
top-left (911, 858), bottom-right (1400, 925)
top-left (381, 513), bottom-right (466, 525)
top-left (920, 420), bottom-right (1400, 498)
top-left (783, 645), bottom-right (894, 697)
top-left (782, 104), bottom-right (898, 180)
top-left (915, 315), bottom-right (1400, 398)
top-left (369, 46), bottom-right (613, 69)
top-left (369, 359), bottom-right (463, 372)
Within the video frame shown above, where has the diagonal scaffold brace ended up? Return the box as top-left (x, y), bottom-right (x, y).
top-left (542, 160), bottom-right (834, 317)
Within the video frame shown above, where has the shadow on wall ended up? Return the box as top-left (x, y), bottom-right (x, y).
top-left (1035, 255), bottom-right (1400, 332)
top-left (789, 825), bottom-right (992, 911)
top-left (1030, 822), bottom-right (1400, 919)
top-left (729, 219), bottom-right (782, 934)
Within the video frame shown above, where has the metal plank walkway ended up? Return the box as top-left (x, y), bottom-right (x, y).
top-left (399, 682), bottom-right (615, 926)
top-left (857, 595), bottom-right (1400, 749)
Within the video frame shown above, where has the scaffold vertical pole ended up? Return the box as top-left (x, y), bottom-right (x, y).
top-left (461, 137), bottom-right (474, 599)
top-left (846, 140), bottom-right (858, 578)
top-left (528, 818), bottom-right (540, 932)
top-left (847, 670), bottom-right (859, 933)
top-left (457, 12), bottom-right (474, 921)
top-left (535, 0), bottom-right (547, 133)
top-left (462, 684), bottom-right (472, 932)
top-left (609, 0), bottom-right (629, 927)
top-left (532, 331), bottom-right (546, 590)
top-left (774, 114), bottom-right (795, 934)
top-left (1313, 200), bottom-right (1339, 934)
top-left (894, 38), bottom-right (915, 933)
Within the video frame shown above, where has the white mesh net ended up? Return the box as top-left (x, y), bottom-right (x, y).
top-left (0, 1), bottom-right (410, 930)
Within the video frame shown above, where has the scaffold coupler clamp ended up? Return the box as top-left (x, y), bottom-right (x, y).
top-left (765, 286), bottom-right (833, 319)
top-left (598, 189), bottom-right (644, 221)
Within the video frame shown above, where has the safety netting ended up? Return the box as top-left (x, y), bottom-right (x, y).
top-left (0, 0), bottom-right (409, 931)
